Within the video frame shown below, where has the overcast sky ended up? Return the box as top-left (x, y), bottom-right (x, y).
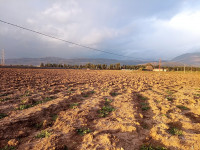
top-left (0, 0), bottom-right (200, 60)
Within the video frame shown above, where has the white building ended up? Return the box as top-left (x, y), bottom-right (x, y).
top-left (153, 68), bottom-right (167, 72)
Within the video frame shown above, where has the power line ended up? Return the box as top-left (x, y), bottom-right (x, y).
top-left (0, 19), bottom-right (134, 59)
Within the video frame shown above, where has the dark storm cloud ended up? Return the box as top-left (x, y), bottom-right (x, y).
top-left (0, 0), bottom-right (200, 60)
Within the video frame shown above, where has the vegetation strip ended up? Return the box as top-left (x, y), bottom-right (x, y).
top-left (17, 96), bottom-right (56, 110)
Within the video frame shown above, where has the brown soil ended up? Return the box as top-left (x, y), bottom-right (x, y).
top-left (0, 68), bottom-right (200, 150)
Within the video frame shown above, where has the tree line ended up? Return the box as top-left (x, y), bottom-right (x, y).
top-left (40, 63), bottom-right (200, 71)
top-left (40, 63), bottom-right (136, 70)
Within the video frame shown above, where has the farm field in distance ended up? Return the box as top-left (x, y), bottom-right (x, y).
top-left (0, 68), bottom-right (200, 150)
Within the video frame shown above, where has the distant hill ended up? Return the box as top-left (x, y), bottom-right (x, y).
top-left (4, 57), bottom-right (148, 66)
top-left (172, 52), bottom-right (200, 66)
top-left (144, 52), bottom-right (200, 67)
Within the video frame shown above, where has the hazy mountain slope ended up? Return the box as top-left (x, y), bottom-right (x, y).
top-left (172, 52), bottom-right (200, 66)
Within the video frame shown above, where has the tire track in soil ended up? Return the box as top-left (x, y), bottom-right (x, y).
top-left (130, 92), bottom-right (168, 149)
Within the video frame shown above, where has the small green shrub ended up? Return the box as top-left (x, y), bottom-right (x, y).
top-left (23, 90), bottom-right (31, 97)
top-left (18, 104), bottom-right (32, 110)
top-left (67, 90), bottom-right (73, 94)
top-left (19, 96), bottom-right (56, 109)
top-left (33, 101), bottom-right (44, 105)
top-left (105, 98), bottom-right (112, 105)
top-left (0, 97), bottom-right (10, 102)
top-left (102, 105), bottom-right (115, 112)
top-left (141, 123), bottom-right (149, 129)
top-left (36, 130), bottom-right (52, 138)
top-left (76, 128), bottom-right (91, 136)
top-left (0, 93), bottom-right (9, 97)
top-left (52, 114), bottom-right (58, 121)
top-left (141, 102), bottom-right (149, 106)
top-left (102, 88), bottom-right (108, 92)
top-left (90, 90), bottom-right (95, 94)
top-left (98, 98), bottom-right (115, 117)
top-left (35, 122), bottom-right (43, 130)
top-left (33, 97), bottom-right (55, 106)
top-left (43, 97), bottom-right (55, 101)
top-left (154, 100), bottom-right (160, 103)
top-left (0, 145), bottom-right (16, 150)
top-left (166, 90), bottom-right (173, 95)
top-left (165, 96), bottom-right (173, 101)
top-left (110, 92), bottom-right (117, 96)
top-left (70, 103), bottom-right (79, 109)
top-left (137, 94), bottom-right (148, 101)
top-left (83, 94), bottom-right (89, 97)
top-left (98, 105), bottom-right (115, 117)
top-left (176, 105), bottom-right (189, 110)
top-left (140, 145), bottom-right (167, 150)
top-left (169, 127), bottom-right (183, 135)
top-left (195, 93), bottom-right (200, 97)
top-left (142, 106), bottom-right (150, 111)
top-left (0, 113), bottom-right (8, 119)
top-left (141, 102), bottom-right (150, 111)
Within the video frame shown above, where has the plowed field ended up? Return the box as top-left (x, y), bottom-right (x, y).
top-left (0, 68), bottom-right (200, 150)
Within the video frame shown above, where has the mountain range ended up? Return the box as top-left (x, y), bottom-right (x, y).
top-left (4, 57), bottom-right (148, 66)
top-left (3, 52), bottom-right (200, 67)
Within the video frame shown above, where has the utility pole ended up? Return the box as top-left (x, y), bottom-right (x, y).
top-left (159, 58), bottom-right (161, 71)
top-left (1, 49), bottom-right (5, 66)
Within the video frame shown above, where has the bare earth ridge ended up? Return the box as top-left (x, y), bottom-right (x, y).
top-left (0, 68), bottom-right (200, 150)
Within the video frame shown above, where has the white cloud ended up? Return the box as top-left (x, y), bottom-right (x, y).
top-left (130, 10), bottom-right (200, 59)
top-left (169, 11), bottom-right (200, 34)
top-left (42, 2), bottom-right (82, 23)
top-left (24, 1), bottom-right (122, 48)
top-left (80, 28), bottom-right (119, 46)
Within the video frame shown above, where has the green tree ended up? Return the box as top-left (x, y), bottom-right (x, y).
top-left (40, 63), bottom-right (44, 67)
top-left (115, 63), bottom-right (121, 70)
